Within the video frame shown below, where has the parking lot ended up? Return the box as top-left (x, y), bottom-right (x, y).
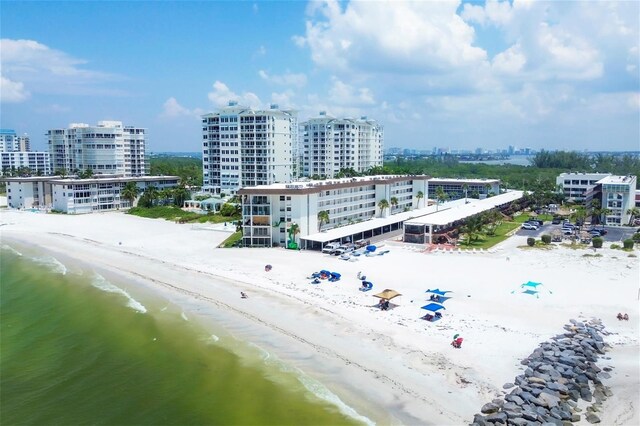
top-left (516, 222), bottom-right (639, 242)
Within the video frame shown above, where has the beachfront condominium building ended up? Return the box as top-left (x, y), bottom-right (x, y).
top-left (427, 178), bottom-right (501, 201)
top-left (0, 129), bottom-right (30, 152)
top-left (300, 113), bottom-right (383, 178)
top-left (1, 151), bottom-right (52, 176)
top-left (557, 172), bottom-right (638, 225)
top-left (238, 175), bottom-right (429, 247)
top-left (556, 172), bottom-right (612, 203)
top-left (5, 175), bottom-right (179, 213)
top-left (48, 121), bottom-right (148, 177)
top-left (201, 102), bottom-right (297, 195)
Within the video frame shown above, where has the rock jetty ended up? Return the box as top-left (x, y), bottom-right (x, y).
top-left (471, 319), bottom-right (613, 425)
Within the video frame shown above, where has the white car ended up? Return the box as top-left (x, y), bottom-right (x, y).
top-left (522, 223), bottom-right (538, 230)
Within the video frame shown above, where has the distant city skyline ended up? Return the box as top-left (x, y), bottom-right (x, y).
top-left (1, 1), bottom-right (638, 153)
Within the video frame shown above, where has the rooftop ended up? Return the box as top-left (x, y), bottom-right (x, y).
top-left (240, 174), bottom-right (430, 192)
top-left (598, 175), bottom-right (637, 185)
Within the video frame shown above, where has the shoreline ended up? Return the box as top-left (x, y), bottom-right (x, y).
top-left (1, 209), bottom-right (638, 425)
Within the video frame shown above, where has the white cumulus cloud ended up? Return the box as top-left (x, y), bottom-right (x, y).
top-left (207, 81), bottom-right (262, 109)
top-left (0, 76), bottom-right (30, 102)
top-left (160, 97), bottom-right (204, 119)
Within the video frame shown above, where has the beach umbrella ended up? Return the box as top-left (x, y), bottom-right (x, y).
top-left (521, 281), bottom-right (542, 288)
top-left (373, 289), bottom-right (402, 300)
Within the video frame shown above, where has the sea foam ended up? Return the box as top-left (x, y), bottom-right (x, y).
top-left (32, 255), bottom-right (68, 275)
top-left (1, 244), bottom-right (23, 257)
top-left (91, 273), bottom-right (147, 313)
top-left (248, 342), bottom-right (374, 425)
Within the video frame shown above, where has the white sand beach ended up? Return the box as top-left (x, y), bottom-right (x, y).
top-left (1, 209), bottom-right (638, 425)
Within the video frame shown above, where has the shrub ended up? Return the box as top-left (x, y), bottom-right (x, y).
top-left (219, 203), bottom-right (237, 217)
top-left (541, 234), bottom-right (552, 244)
top-left (610, 244), bottom-right (621, 250)
top-left (623, 239), bottom-right (634, 250)
top-left (592, 237), bottom-right (603, 248)
top-left (632, 233), bottom-right (640, 243)
top-left (527, 237), bottom-right (535, 247)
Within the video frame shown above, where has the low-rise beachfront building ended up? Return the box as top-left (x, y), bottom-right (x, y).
top-left (427, 178), bottom-right (500, 201)
top-left (402, 191), bottom-right (524, 245)
top-left (1, 151), bottom-right (52, 176)
top-left (585, 175), bottom-right (638, 226)
top-left (556, 172), bottom-right (611, 202)
top-left (4, 175), bottom-right (179, 213)
top-left (238, 175), bottom-right (430, 248)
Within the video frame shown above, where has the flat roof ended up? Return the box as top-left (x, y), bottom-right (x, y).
top-left (404, 191), bottom-right (524, 226)
top-left (597, 175), bottom-right (636, 185)
top-left (239, 174), bottom-right (430, 194)
top-left (301, 198), bottom-right (469, 244)
top-left (2, 175), bottom-right (180, 184)
top-left (428, 178), bottom-right (499, 184)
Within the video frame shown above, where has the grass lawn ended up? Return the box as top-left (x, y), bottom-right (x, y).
top-left (128, 206), bottom-right (239, 224)
top-left (458, 220), bottom-right (521, 249)
top-left (221, 231), bottom-right (243, 248)
top-left (513, 212), bottom-right (554, 223)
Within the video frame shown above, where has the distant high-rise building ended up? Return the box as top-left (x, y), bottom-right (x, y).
top-left (47, 121), bottom-right (148, 177)
top-left (201, 102), bottom-right (297, 194)
top-left (300, 113), bottom-right (383, 178)
top-left (0, 129), bottom-right (30, 152)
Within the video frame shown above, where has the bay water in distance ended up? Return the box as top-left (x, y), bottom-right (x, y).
top-left (0, 245), bottom-right (367, 425)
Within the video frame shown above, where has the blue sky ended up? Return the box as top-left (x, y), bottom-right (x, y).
top-left (1, 0), bottom-right (638, 153)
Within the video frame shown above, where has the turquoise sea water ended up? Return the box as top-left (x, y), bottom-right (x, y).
top-left (0, 246), bottom-right (364, 425)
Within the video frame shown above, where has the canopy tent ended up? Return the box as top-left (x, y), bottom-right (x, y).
top-left (425, 288), bottom-right (452, 296)
top-left (373, 289), bottom-right (402, 300)
top-left (512, 281), bottom-right (553, 298)
top-left (421, 303), bottom-right (446, 312)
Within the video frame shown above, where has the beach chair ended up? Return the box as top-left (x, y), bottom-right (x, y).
top-left (359, 281), bottom-right (373, 292)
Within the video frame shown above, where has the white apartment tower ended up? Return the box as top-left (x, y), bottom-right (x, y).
top-left (0, 129), bottom-right (30, 152)
top-left (47, 121), bottom-right (148, 177)
top-left (201, 102), bottom-right (297, 195)
top-left (301, 113), bottom-right (383, 178)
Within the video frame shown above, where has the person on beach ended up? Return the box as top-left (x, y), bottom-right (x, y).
top-left (241, 292), bottom-right (248, 299)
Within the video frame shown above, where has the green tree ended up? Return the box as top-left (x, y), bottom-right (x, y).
top-left (378, 199), bottom-right (389, 217)
top-left (390, 196), bottom-right (398, 213)
top-left (121, 182), bottom-right (140, 207)
top-left (416, 190), bottom-right (424, 208)
top-left (172, 184), bottom-right (191, 207)
top-left (462, 183), bottom-right (469, 203)
top-left (435, 187), bottom-right (448, 211)
top-left (317, 210), bottom-right (330, 230)
top-left (54, 168), bottom-right (68, 178)
top-left (627, 207), bottom-right (640, 226)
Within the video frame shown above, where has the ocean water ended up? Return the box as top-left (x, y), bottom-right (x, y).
top-left (0, 246), bottom-right (365, 425)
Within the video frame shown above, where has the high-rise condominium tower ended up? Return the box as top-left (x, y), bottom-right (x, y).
top-left (300, 113), bottom-right (383, 178)
top-left (0, 129), bottom-right (30, 152)
top-left (201, 102), bottom-right (297, 194)
top-left (47, 121), bottom-right (148, 177)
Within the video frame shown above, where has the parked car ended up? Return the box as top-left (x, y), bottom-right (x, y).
top-left (322, 242), bottom-right (340, 254)
top-left (354, 239), bottom-right (368, 248)
top-left (563, 228), bottom-right (574, 235)
top-left (522, 222), bottom-right (538, 230)
top-left (527, 219), bottom-right (544, 226)
top-left (588, 228), bottom-right (607, 236)
top-left (551, 217), bottom-right (562, 224)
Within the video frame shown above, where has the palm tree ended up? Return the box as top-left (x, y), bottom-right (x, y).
top-left (390, 196), bottom-right (398, 213)
top-left (462, 184), bottom-right (469, 203)
top-left (484, 183), bottom-right (492, 197)
top-left (288, 223), bottom-right (300, 249)
top-left (121, 182), bottom-right (140, 208)
top-left (572, 207), bottom-right (587, 231)
top-left (435, 187), bottom-right (448, 211)
top-left (317, 210), bottom-right (330, 230)
top-left (416, 190), bottom-right (424, 208)
top-left (378, 199), bottom-right (389, 217)
top-left (172, 184), bottom-right (191, 207)
top-left (55, 168), bottom-right (68, 179)
top-left (144, 185), bottom-right (159, 206)
top-left (627, 207), bottom-right (640, 226)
